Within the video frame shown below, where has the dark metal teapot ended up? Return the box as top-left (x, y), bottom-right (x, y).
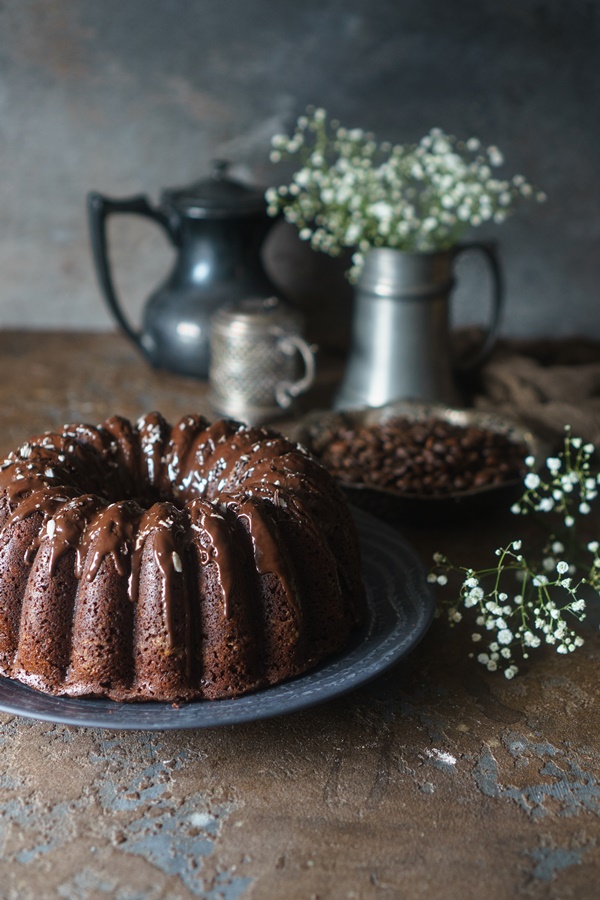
top-left (87, 161), bottom-right (281, 379)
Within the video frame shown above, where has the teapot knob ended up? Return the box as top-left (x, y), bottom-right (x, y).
top-left (211, 159), bottom-right (230, 180)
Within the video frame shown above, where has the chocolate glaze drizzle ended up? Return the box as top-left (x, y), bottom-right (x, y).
top-left (187, 501), bottom-right (236, 618)
top-left (0, 414), bottom-right (340, 636)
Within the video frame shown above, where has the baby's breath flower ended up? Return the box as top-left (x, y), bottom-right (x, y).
top-left (524, 473), bottom-right (540, 489)
top-left (267, 108), bottom-right (543, 280)
top-left (429, 427), bottom-right (596, 678)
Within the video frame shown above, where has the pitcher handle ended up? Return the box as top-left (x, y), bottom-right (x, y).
top-left (274, 334), bottom-right (317, 409)
top-left (87, 191), bottom-right (179, 364)
top-left (452, 241), bottom-right (504, 370)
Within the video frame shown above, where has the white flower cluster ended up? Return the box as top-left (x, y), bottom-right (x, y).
top-left (511, 430), bottom-right (600, 531)
top-left (431, 545), bottom-right (587, 678)
top-left (430, 428), bottom-right (598, 678)
top-left (266, 107), bottom-right (545, 280)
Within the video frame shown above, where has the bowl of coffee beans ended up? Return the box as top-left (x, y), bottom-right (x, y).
top-left (290, 402), bottom-right (537, 525)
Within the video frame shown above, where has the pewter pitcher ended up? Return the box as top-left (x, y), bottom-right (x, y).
top-left (334, 245), bottom-right (503, 409)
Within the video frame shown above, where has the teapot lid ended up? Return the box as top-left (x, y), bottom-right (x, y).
top-left (161, 160), bottom-right (267, 219)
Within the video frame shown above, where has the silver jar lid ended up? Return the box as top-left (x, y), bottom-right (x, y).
top-left (211, 296), bottom-right (301, 336)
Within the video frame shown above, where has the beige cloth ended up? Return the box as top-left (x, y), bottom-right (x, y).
top-left (470, 337), bottom-right (600, 449)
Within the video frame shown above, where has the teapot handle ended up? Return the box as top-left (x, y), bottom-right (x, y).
top-left (452, 241), bottom-right (504, 371)
top-left (87, 192), bottom-right (179, 363)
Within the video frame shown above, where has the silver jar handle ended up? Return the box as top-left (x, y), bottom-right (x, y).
top-left (274, 333), bottom-right (317, 409)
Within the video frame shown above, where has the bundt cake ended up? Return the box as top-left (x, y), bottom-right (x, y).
top-left (0, 413), bottom-right (366, 701)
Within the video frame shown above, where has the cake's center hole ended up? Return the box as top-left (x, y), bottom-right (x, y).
top-left (117, 468), bottom-right (213, 511)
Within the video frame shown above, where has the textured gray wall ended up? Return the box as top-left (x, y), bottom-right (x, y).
top-left (0, 0), bottom-right (598, 344)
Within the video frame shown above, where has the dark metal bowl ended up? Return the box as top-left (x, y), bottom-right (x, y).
top-left (289, 401), bottom-right (540, 527)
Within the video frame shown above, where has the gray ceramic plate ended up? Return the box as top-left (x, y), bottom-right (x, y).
top-left (0, 508), bottom-right (435, 731)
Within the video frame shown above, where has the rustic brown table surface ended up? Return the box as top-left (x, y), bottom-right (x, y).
top-left (0, 331), bottom-right (598, 900)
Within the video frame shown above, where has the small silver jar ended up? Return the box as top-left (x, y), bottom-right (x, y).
top-left (208, 297), bottom-right (316, 425)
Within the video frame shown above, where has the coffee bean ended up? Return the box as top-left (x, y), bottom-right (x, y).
top-left (315, 416), bottom-right (527, 496)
